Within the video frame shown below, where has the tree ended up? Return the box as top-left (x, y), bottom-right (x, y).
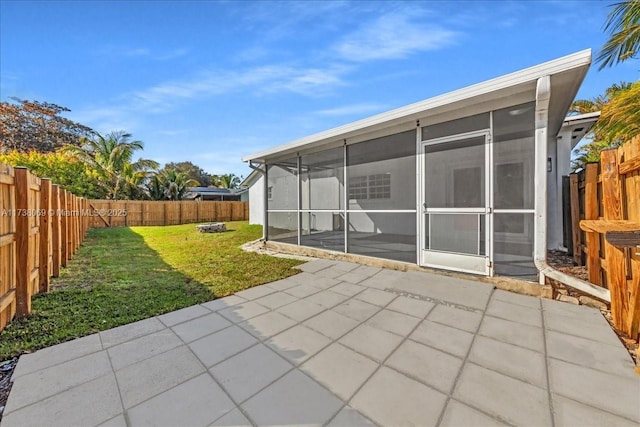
top-left (146, 175), bottom-right (165, 201)
top-left (597, 0), bottom-right (640, 69)
top-left (161, 161), bottom-right (212, 187)
top-left (570, 81), bottom-right (639, 170)
top-left (597, 80), bottom-right (640, 142)
top-left (64, 131), bottom-right (158, 199)
top-left (0, 149), bottom-right (106, 198)
top-left (161, 169), bottom-right (198, 200)
top-left (0, 98), bottom-right (95, 153)
top-left (212, 173), bottom-right (241, 189)
top-left (145, 169), bottom-right (198, 200)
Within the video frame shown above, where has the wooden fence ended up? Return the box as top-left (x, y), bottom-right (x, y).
top-left (0, 164), bottom-right (89, 331)
top-left (570, 136), bottom-right (640, 340)
top-left (0, 163), bottom-right (249, 332)
top-left (87, 200), bottom-right (248, 228)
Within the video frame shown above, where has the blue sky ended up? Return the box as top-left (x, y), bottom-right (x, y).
top-left (1, 1), bottom-right (638, 180)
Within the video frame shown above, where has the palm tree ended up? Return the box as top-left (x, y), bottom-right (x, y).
top-left (569, 82), bottom-right (631, 115)
top-left (213, 173), bottom-right (241, 189)
top-left (570, 81), bottom-right (637, 170)
top-left (597, 0), bottom-right (640, 69)
top-left (65, 131), bottom-right (158, 199)
top-left (146, 174), bottom-right (165, 200)
top-left (597, 80), bottom-right (640, 142)
top-left (162, 169), bottom-right (198, 200)
top-left (121, 162), bottom-right (154, 200)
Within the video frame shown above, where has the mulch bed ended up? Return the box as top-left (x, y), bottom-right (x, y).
top-left (0, 358), bottom-right (17, 420)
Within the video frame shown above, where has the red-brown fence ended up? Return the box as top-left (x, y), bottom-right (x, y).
top-left (0, 165), bottom-right (89, 331)
top-left (0, 163), bottom-right (250, 332)
top-left (87, 200), bottom-right (248, 228)
top-left (570, 136), bottom-right (640, 341)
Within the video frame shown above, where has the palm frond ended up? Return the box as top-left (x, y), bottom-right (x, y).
top-left (597, 0), bottom-right (640, 69)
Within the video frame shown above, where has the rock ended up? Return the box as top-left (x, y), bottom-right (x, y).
top-left (558, 294), bottom-right (580, 305)
top-left (556, 288), bottom-right (569, 296)
top-left (578, 295), bottom-right (608, 311)
top-left (196, 223), bottom-right (226, 233)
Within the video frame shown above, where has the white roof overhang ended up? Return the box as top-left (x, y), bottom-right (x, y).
top-left (240, 168), bottom-right (262, 187)
top-left (560, 111), bottom-right (600, 148)
top-left (243, 49), bottom-right (591, 163)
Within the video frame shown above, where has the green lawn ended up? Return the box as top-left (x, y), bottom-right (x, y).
top-left (0, 222), bottom-right (303, 359)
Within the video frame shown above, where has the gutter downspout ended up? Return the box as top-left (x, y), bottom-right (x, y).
top-left (533, 76), bottom-right (611, 303)
top-left (248, 161), bottom-right (267, 241)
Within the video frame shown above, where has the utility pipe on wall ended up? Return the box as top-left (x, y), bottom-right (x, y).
top-left (533, 76), bottom-right (610, 302)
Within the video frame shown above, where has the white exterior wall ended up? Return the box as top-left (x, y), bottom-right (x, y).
top-left (546, 131), bottom-right (573, 250)
top-left (546, 136), bottom-right (560, 250)
top-left (248, 174), bottom-right (264, 225)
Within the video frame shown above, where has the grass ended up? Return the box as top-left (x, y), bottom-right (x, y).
top-left (0, 222), bottom-right (303, 359)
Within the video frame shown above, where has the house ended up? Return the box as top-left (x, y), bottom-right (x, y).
top-left (242, 49), bottom-right (596, 280)
top-left (241, 170), bottom-right (264, 225)
top-left (184, 186), bottom-right (244, 201)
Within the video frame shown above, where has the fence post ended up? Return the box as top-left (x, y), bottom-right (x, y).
top-left (84, 198), bottom-right (89, 235)
top-left (66, 192), bottom-right (73, 260)
top-left (601, 149), bottom-right (627, 332)
top-left (39, 179), bottom-right (52, 293)
top-left (622, 139), bottom-right (640, 339)
top-left (569, 174), bottom-right (580, 263)
top-left (14, 167), bottom-right (32, 317)
top-left (60, 190), bottom-right (68, 267)
top-left (74, 196), bottom-right (80, 252)
top-left (51, 185), bottom-right (61, 277)
top-left (70, 195), bottom-right (75, 252)
top-left (584, 164), bottom-right (601, 285)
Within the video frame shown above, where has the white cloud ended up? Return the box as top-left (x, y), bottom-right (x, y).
top-left (69, 62), bottom-right (349, 135)
top-left (259, 65), bottom-right (349, 97)
top-left (128, 64), bottom-right (348, 113)
top-left (334, 13), bottom-right (458, 62)
top-left (235, 1), bottom-right (350, 41)
top-left (315, 103), bottom-right (386, 116)
top-left (123, 47), bottom-right (151, 57)
top-left (96, 45), bottom-right (189, 61)
top-left (154, 129), bottom-right (188, 137)
top-left (153, 48), bottom-right (190, 61)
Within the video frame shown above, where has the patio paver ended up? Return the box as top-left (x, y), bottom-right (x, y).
top-left (3, 259), bottom-right (639, 427)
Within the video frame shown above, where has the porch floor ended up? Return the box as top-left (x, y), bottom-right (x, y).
top-left (3, 260), bottom-right (638, 426)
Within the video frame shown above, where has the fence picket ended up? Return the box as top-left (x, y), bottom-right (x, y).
top-left (0, 161), bottom-right (250, 332)
top-left (574, 136), bottom-right (640, 341)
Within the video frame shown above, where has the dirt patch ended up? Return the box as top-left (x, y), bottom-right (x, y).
top-left (547, 250), bottom-right (589, 281)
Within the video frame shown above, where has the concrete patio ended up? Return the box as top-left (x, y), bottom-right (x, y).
top-left (3, 260), bottom-right (639, 426)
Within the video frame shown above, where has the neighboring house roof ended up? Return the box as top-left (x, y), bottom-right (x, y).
top-left (184, 187), bottom-right (245, 199)
top-left (243, 49), bottom-right (592, 163)
top-left (560, 111), bottom-right (600, 148)
top-left (188, 187), bottom-right (238, 194)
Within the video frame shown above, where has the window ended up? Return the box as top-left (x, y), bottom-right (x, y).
top-left (349, 173), bottom-right (391, 200)
top-left (368, 173), bottom-right (391, 199)
top-left (349, 176), bottom-right (368, 200)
